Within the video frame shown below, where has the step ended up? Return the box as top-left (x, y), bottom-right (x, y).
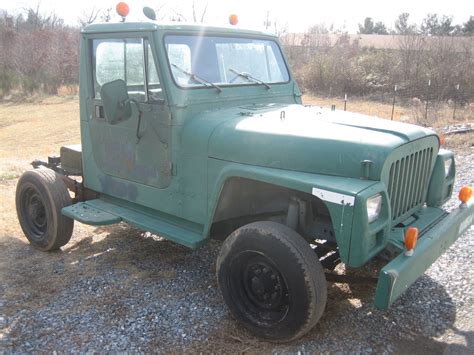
top-left (62, 202), bottom-right (121, 225)
top-left (62, 199), bottom-right (206, 249)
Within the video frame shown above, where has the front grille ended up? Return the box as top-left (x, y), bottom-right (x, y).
top-left (387, 147), bottom-right (434, 223)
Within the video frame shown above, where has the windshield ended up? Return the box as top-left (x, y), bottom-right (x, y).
top-left (165, 35), bottom-right (290, 89)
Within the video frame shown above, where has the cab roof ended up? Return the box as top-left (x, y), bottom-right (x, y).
top-left (81, 21), bottom-right (277, 38)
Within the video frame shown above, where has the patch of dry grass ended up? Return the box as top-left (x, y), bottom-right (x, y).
top-left (0, 97), bottom-right (80, 239)
top-left (303, 95), bottom-right (412, 122)
top-left (302, 94), bottom-right (474, 128)
top-left (0, 96), bottom-right (79, 165)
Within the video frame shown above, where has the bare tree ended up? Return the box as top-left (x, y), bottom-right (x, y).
top-left (20, 2), bottom-right (63, 30)
top-left (78, 7), bottom-right (101, 27)
top-left (263, 11), bottom-right (271, 30)
top-left (261, 11), bottom-right (288, 38)
top-left (100, 8), bottom-right (113, 23)
top-left (192, 1), bottom-right (208, 23)
top-left (170, 11), bottom-right (186, 22)
top-left (302, 24), bottom-right (331, 48)
top-left (78, 6), bottom-right (115, 27)
top-left (273, 20), bottom-right (288, 38)
top-left (170, 0), bottom-right (208, 23)
top-left (152, 4), bottom-right (167, 20)
top-left (396, 33), bottom-right (426, 84)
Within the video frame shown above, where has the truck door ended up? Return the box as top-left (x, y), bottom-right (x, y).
top-left (87, 36), bottom-right (172, 189)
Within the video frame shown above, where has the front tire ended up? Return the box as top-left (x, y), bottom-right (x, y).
top-left (217, 221), bottom-right (327, 342)
top-left (16, 168), bottom-right (74, 251)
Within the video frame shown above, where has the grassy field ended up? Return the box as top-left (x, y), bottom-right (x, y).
top-left (0, 97), bottom-right (80, 238)
top-left (0, 97), bottom-right (80, 179)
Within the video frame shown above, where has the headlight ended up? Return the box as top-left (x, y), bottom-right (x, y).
top-left (367, 194), bottom-right (382, 223)
top-left (444, 159), bottom-right (452, 177)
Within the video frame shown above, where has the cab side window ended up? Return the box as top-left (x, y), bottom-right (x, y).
top-left (92, 38), bottom-right (161, 102)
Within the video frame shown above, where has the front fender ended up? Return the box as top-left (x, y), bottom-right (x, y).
top-left (206, 159), bottom-right (379, 263)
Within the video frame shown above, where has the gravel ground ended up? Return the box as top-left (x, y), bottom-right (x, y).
top-left (0, 146), bottom-right (473, 353)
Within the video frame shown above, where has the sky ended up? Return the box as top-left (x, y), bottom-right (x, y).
top-left (0, 0), bottom-right (473, 33)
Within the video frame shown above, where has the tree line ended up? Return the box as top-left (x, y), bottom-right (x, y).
top-left (0, 7), bottom-right (79, 95)
top-left (283, 28), bottom-right (473, 105)
top-left (282, 12), bottom-right (474, 105)
top-left (0, 1), bottom-right (212, 96)
top-left (0, 6), bottom-right (473, 106)
top-left (358, 13), bottom-right (474, 36)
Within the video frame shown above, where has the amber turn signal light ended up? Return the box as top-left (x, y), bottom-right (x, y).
top-left (439, 132), bottom-right (445, 145)
top-left (229, 14), bottom-right (238, 25)
top-left (404, 227), bottom-right (418, 256)
top-left (116, 2), bottom-right (130, 17)
top-left (459, 186), bottom-right (472, 204)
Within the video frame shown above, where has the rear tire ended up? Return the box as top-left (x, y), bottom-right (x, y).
top-left (217, 221), bottom-right (327, 342)
top-left (16, 168), bottom-right (74, 251)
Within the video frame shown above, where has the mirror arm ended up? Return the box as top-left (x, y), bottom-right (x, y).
top-left (136, 111), bottom-right (143, 143)
top-left (126, 99), bottom-right (144, 143)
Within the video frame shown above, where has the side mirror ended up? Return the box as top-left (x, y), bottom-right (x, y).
top-left (100, 79), bottom-right (132, 124)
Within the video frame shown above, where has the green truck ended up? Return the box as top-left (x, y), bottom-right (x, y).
top-left (15, 10), bottom-right (474, 342)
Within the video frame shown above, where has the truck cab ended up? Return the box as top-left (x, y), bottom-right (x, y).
top-left (77, 21), bottom-right (301, 244)
top-left (15, 13), bottom-right (474, 342)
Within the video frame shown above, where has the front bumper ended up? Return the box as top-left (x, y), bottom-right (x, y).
top-left (374, 199), bottom-right (474, 310)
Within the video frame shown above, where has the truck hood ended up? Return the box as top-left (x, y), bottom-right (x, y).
top-left (191, 104), bottom-right (438, 180)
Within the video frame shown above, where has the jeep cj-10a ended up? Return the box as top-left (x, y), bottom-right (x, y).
top-left (15, 5), bottom-right (474, 342)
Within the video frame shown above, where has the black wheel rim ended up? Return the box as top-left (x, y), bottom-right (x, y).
top-left (229, 251), bottom-right (290, 326)
top-left (20, 186), bottom-right (48, 239)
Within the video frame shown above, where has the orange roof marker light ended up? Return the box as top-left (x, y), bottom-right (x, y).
top-left (229, 14), bottom-right (239, 26)
top-left (404, 227), bottom-right (418, 257)
top-left (116, 2), bottom-right (130, 20)
top-left (459, 186), bottom-right (473, 206)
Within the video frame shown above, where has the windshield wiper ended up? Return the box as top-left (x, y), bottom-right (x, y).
top-left (171, 63), bottom-right (222, 93)
top-left (229, 68), bottom-right (271, 89)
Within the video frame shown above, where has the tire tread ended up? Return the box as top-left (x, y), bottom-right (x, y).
top-left (217, 221), bottom-right (327, 342)
top-left (16, 168), bottom-right (74, 251)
